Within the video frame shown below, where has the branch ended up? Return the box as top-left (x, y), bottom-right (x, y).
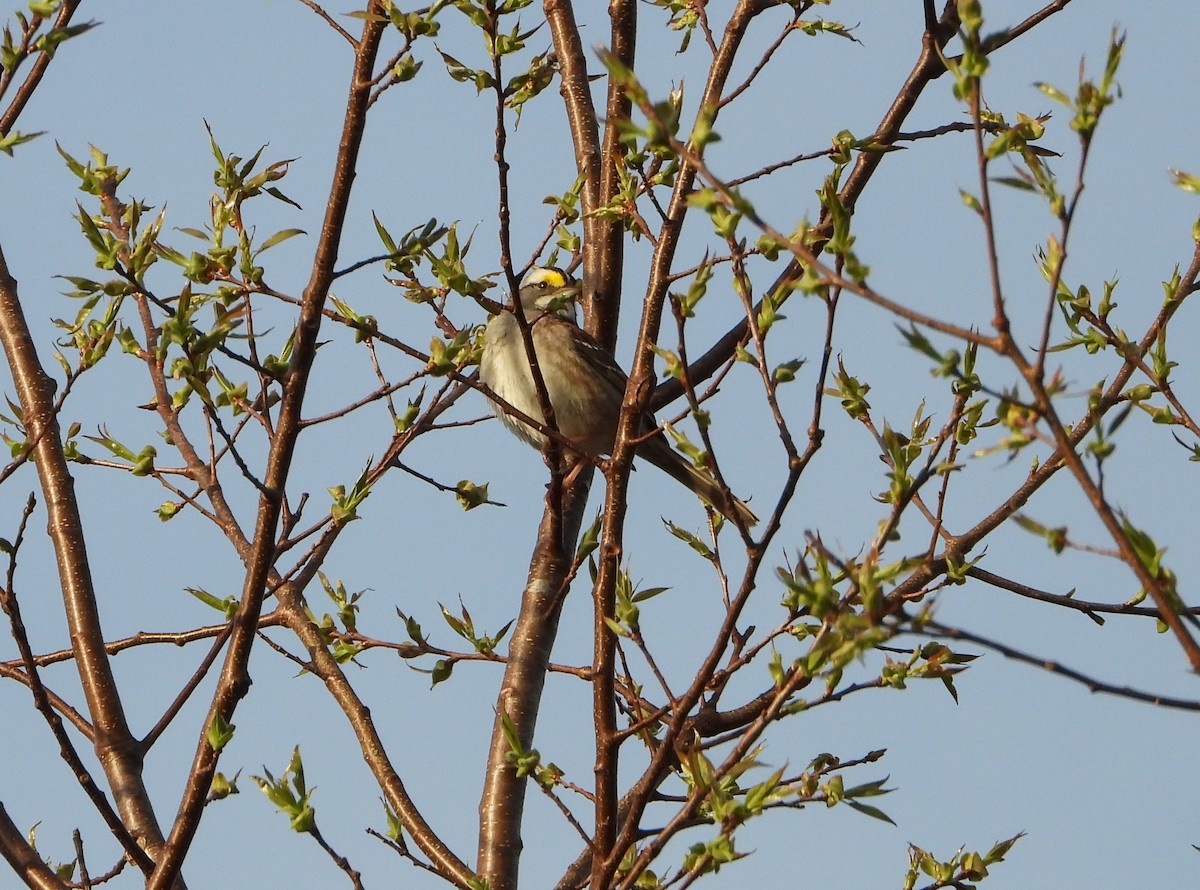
top-left (0, 660), bottom-right (93, 735)
top-left (293, 0), bottom-right (356, 46)
top-left (919, 620), bottom-right (1200, 710)
top-left (476, 483), bottom-right (591, 890)
top-left (307, 823), bottom-right (365, 890)
top-left (0, 249), bottom-right (168, 874)
top-left (0, 801), bottom-right (65, 890)
top-left (958, 49), bottom-right (1200, 671)
top-left (0, 494), bottom-right (154, 873)
top-left (148, 6), bottom-right (404, 886)
top-left (651, 0), bottom-right (963, 411)
top-left (475, 4), bottom-right (618, 887)
top-left (0, 0), bottom-right (86, 136)
top-left (978, 0), bottom-right (1076, 56)
top-left (589, 0), bottom-right (637, 347)
top-left (130, 287), bottom-right (255, 562)
top-left (590, 4), bottom-right (768, 884)
top-left (966, 567), bottom-right (1200, 623)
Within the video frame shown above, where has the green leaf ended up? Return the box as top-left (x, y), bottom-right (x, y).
top-left (773, 358), bottom-right (805, 383)
top-left (329, 461), bottom-right (374, 525)
top-left (209, 770), bottom-right (240, 800)
top-left (663, 519), bottom-right (713, 559)
top-left (455, 479), bottom-right (490, 510)
top-left (257, 228), bottom-right (306, 252)
top-left (156, 501), bottom-right (182, 521)
top-left (575, 512), bottom-right (602, 561)
top-left (253, 747), bottom-right (317, 833)
top-left (207, 712), bottom-right (235, 751)
top-left (843, 799), bottom-right (897, 825)
top-left (0, 128), bottom-right (44, 156)
top-left (187, 586), bottom-right (239, 619)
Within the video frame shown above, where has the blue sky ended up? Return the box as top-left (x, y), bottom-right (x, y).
top-left (1, 2), bottom-right (1198, 888)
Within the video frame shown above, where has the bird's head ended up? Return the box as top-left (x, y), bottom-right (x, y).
top-left (517, 266), bottom-right (580, 318)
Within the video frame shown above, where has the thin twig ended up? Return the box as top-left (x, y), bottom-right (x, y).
top-left (918, 620), bottom-right (1200, 710)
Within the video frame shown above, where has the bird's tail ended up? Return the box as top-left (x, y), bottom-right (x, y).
top-left (646, 442), bottom-right (758, 527)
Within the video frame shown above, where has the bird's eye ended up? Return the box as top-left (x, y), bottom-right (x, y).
top-left (537, 281), bottom-right (549, 289)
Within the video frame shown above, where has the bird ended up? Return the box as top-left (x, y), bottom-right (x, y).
top-left (479, 266), bottom-right (757, 526)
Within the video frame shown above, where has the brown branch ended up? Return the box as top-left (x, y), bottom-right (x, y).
top-left (895, 119), bottom-right (1006, 142)
top-left (0, 0), bottom-right (176, 874)
top-left (0, 494), bottom-right (154, 874)
top-left (307, 823), bottom-right (365, 890)
top-left (276, 378), bottom-right (474, 586)
top-left (0, 660), bottom-right (93, 735)
top-left (131, 288), bottom-right (254, 563)
top-left (2, 619), bottom-right (274, 669)
top-left (298, 369), bottom-right (423, 427)
top-left (476, 482), bottom-right (590, 890)
top-left (1026, 336), bottom-right (1200, 673)
top-left (0, 0), bottom-right (86, 137)
top-left (589, 0), bottom-right (636, 347)
top-left (966, 567), bottom-right (1200, 622)
top-left (0, 252), bottom-right (169, 875)
top-left (614, 647), bottom-right (830, 890)
top-left (959, 53), bottom-right (1200, 671)
top-left (536, 782), bottom-right (594, 849)
top-left (544, 0), bottom-right (601, 235)
top-left (919, 620), bottom-right (1200, 710)
top-left (366, 827), bottom-right (451, 879)
top-left (262, 590), bottom-right (475, 890)
top-left (338, 629), bottom-right (591, 678)
top-left (651, 1), bottom-right (963, 411)
top-left (147, 7), bottom-right (407, 886)
top-left (293, 0), bottom-right (356, 47)
top-left (589, 3), bottom-right (769, 882)
top-left (0, 801), bottom-right (66, 890)
top-left (885, 247), bottom-right (1200, 648)
top-left (475, 4), bottom-right (623, 887)
top-left (491, 6), bottom-right (520, 295)
top-left (592, 8), bottom-right (972, 883)
top-left (717, 8), bottom-right (800, 110)
top-left (140, 625), bottom-right (234, 751)
top-left (978, 0), bottom-right (1075, 56)
top-left (725, 146), bottom-right (831, 187)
